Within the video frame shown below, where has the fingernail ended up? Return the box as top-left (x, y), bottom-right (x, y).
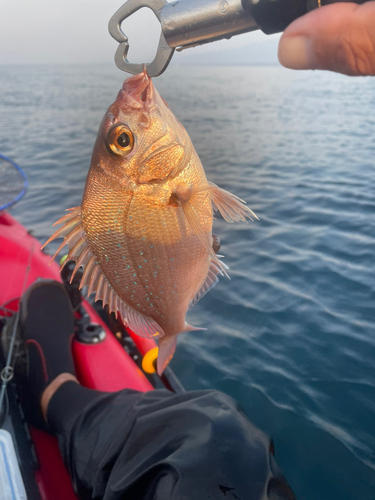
top-left (278, 36), bottom-right (314, 70)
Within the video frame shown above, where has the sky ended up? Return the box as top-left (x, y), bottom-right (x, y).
top-left (0, 0), bottom-right (281, 66)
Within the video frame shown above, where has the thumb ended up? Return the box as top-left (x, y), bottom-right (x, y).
top-left (278, 2), bottom-right (375, 76)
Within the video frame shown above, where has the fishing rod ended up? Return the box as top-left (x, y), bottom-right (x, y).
top-left (0, 243), bottom-right (34, 425)
top-left (0, 155), bottom-right (30, 424)
top-left (109, 0), bottom-right (370, 76)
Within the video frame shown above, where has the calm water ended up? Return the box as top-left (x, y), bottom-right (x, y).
top-left (1, 64), bottom-right (375, 499)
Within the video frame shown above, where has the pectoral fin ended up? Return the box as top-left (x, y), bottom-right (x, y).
top-left (208, 182), bottom-right (258, 223)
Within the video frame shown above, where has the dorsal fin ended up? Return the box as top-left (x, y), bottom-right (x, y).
top-left (119, 300), bottom-right (164, 339)
top-left (42, 207), bottom-right (164, 339)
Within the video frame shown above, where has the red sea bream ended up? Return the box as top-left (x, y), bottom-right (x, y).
top-left (43, 71), bottom-right (257, 374)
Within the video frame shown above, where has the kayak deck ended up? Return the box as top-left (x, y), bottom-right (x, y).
top-left (0, 211), bottom-right (154, 500)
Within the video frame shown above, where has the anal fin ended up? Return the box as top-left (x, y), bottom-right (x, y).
top-left (177, 190), bottom-right (229, 278)
top-left (189, 259), bottom-right (224, 309)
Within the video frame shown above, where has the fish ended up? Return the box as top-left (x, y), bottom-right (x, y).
top-left (42, 70), bottom-right (257, 374)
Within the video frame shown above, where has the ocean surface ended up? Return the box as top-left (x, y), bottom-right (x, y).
top-left (1, 64), bottom-right (375, 499)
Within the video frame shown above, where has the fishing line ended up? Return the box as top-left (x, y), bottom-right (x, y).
top-left (0, 305), bottom-right (16, 315)
top-left (0, 241), bottom-right (35, 424)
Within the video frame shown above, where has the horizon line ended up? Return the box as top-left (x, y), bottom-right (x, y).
top-left (0, 61), bottom-right (281, 67)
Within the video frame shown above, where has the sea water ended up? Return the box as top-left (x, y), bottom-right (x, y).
top-left (0, 64), bottom-right (375, 500)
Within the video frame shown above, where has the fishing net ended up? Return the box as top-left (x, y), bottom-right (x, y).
top-left (0, 154), bottom-right (27, 211)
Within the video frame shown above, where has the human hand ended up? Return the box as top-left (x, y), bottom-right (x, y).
top-left (278, 2), bottom-right (375, 76)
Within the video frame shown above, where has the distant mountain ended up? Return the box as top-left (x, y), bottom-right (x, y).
top-left (172, 38), bottom-right (280, 67)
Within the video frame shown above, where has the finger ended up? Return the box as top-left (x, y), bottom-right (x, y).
top-left (278, 2), bottom-right (375, 76)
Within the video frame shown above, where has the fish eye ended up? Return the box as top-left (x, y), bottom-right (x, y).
top-left (107, 124), bottom-right (134, 156)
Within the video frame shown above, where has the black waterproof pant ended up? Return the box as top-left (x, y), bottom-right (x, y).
top-left (48, 382), bottom-right (296, 500)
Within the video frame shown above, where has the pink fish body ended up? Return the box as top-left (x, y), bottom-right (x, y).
top-left (43, 71), bottom-right (256, 374)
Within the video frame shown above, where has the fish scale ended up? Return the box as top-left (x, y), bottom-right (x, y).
top-left (43, 70), bottom-right (257, 374)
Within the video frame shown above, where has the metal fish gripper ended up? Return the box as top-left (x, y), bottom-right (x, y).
top-left (109, 0), bottom-right (373, 77)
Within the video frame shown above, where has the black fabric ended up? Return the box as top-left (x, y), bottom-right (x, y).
top-left (22, 280), bottom-right (75, 381)
top-left (47, 382), bottom-right (296, 500)
top-left (20, 280), bottom-right (75, 431)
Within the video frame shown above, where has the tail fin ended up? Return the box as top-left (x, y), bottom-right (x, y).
top-left (157, 336), bottom-right (177, 375)
top-left (184, 323), bottom-right (207, 333)
top-left (156, 323), bottom-right (206, 375)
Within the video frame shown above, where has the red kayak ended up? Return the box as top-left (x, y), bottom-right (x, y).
top-left (0, 210), bottom-right (180, 500)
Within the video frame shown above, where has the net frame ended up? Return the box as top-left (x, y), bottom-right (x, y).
top-left (0, 154), bottom-right (28, 211)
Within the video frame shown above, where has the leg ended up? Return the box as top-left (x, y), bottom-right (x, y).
top-left (20, 281), bottom-right (296, 500)
top-left (47, 383), bottom-right (296, 500)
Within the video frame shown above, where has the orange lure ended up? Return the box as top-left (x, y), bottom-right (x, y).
top-left (43, 71), bottom-right (257, 374)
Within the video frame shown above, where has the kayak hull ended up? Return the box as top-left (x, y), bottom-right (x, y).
top-left (0, 211), bottom-right (154, 500)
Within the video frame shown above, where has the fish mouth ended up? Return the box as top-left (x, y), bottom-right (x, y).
top-left (120, 70), bottom-right (155, 109)
top-left (119, 70), bottom-right (192, 181)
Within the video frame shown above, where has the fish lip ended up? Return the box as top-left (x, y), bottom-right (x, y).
top-left (121, 70), bottom-right (155, 109)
